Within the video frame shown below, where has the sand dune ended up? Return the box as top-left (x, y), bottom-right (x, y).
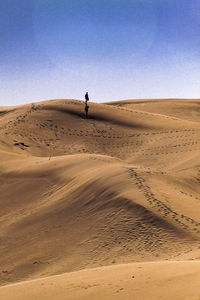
top-left (1, 261), bottom-right (200, 300)
top-left (0, 99), bottom-right (200, 298)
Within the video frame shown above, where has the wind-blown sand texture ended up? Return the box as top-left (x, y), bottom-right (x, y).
top-left (0, 98), bottom-right (200, 299)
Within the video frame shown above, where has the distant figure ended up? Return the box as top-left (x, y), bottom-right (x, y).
top-left (84, 92), bottom-right (89, 118)
top-left (85, 101), bottom-right (89, 119)
top-left (85, 92), bottom-right (89, 102)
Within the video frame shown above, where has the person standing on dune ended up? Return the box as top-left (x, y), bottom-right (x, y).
top-left (85, 92), bottom-right (89, 102)
top-left (84, 92), bottom-right (89, 118)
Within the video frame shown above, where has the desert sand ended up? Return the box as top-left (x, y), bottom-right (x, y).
top-left (0, 98), bottom-right (200, 299)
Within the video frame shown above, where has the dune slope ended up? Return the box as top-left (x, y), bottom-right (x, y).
top-left (1, 261), bottom-right (200, 300)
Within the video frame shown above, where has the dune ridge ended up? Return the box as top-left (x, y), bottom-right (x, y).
top-left (0, 98), bottom-right (200, 299)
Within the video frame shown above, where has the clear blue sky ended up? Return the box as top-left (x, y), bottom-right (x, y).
top-left (0, 0), bottom-right (200, 105)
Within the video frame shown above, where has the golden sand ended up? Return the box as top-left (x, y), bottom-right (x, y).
top-left (0, 99), bottom-right (199, 299)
